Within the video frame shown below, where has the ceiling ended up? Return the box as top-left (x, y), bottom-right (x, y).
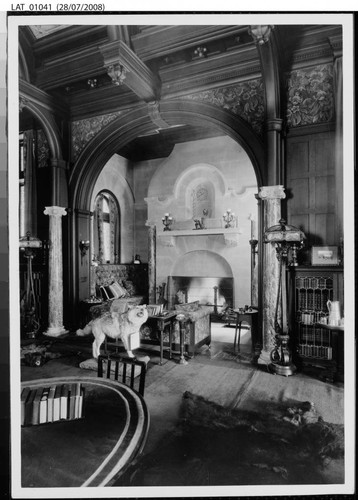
top-left (19, 23), bottom-right (342, 161)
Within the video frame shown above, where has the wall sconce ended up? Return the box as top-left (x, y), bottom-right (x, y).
top-left (106, 63), bottom-right (128, 85)
top-left (248, 25), bottom-right (274, 45)
top-left (162, 213), bottom-right (173, 231)
top-left (79, 240), bottom-right (90, 260)
top-left (223, 209), bottom-right (235, 228)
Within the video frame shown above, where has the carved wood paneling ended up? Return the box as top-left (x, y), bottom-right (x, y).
top-left (286, 130), bottom-right (337, 249)
top-left (286, 64), bottom-right (335, 128)
top-left (182, 79), bottom-right (265, 135)
top-left (71, 111), bottom-right (122, 162)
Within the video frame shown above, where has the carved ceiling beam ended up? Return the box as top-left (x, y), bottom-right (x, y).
top-left (99, 40), bottom-right (161, 102)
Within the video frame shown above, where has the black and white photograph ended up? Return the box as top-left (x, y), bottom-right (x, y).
top-left (1, 7), bottom-right (356, 499)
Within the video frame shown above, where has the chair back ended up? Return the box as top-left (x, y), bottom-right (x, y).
top-left (97, 354), bottom-right (147, 396)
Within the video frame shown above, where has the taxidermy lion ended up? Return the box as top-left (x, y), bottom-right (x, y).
top-left (76, 304), bottom-right (148, 359)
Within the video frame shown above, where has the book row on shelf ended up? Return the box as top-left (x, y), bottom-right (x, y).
top-left (21, 383), bottom-right (85, 427)
top-left (299, 344), bottom-right (332, 360)
top-left (296, 310), bottom-right (328, 324)
top-left (299, 330), bottom-right (331, 344)
top-left (296, 291), bottom-right (332, 312)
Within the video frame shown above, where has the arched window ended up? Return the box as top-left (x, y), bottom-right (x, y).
top-left (93, 191), bottom-right (120, 264)
top-left (191, 181), bottom-right (214, 219)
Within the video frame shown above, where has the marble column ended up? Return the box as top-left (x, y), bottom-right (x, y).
top-left (148, 225), bottom-right (156, 304)
top-left (257, 185), bottom-right (286, 364)
top-left (43, 206), bottom-right (68, 337)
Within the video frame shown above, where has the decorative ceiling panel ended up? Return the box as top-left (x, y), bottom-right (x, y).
top-left (29, 25), bottom-right (70, 39)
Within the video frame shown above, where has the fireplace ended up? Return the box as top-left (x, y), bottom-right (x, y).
top-left (167, 275), bottom-right (233, 315)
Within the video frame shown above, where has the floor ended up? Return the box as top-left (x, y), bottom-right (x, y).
top-left (19, 321), bottom-right (347, 491)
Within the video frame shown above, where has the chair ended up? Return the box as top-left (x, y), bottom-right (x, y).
top-left (97, 354), bottom-right (147, 396)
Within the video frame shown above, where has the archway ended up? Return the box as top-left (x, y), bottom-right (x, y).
top-left (69, 99), bottom-right (264, 312)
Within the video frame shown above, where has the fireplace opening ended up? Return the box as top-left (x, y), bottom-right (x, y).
top-left (168, 276), bottom-right (233, 316)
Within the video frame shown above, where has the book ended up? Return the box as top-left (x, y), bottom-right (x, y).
top-left (69, 383), bottom-right (77, 420)
top-left (39, 387), bottom-right (50, 424)
top-left (53, 385), bottom-right (62, 422)
top-left (47, 385), bottom-right (56, 423)
top-left (24, 389), bottom-right (36, 426)
top-left (21, 387), bottom-right (31, 426)
top-left (60, 384), bottom-right (70, 420)
top-left (78, 386), bottom-right (85, 419)
top-left (32, 388), bottom-right (44, 425)
top-left (74, 383), bottom-right (81, 419)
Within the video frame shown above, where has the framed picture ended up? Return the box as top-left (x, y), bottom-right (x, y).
top-left (311, 246), bottom-right (339, 266)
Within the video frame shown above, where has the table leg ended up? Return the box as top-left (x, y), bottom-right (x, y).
top-left (168, 322), bottom-right (173, 360)
top-left (159, 325), bottom-right (164, 365)
top-left (234, 315), bottom-right (239, 351)
top-left (237, 322), bottom-right (242, 353)
top-left (177, 316), bottom-right (188, 365)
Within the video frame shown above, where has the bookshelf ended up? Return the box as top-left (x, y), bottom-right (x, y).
top-left (289, 266), bottom-right (343, 382)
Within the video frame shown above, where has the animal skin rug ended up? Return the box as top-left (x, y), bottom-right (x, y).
top-left (116, 391), bottom-right (344, 487)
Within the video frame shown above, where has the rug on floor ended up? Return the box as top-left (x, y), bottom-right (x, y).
top-left (115, 391), bottom-right (344, 487)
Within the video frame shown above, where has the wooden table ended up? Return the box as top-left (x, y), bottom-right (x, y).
top-left (146, 311), bottom-right (177, 365)
top-left (233, 309), bottom-right (259, 353)
top-left (20, 376), bottom-right (150, 488)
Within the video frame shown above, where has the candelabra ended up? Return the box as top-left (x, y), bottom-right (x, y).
top-left (162, 213), bottom-right (173, 231)
top-left (223, 209), bottom-right (235, 228)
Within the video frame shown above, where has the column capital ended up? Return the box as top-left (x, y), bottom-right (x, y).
top-left (50, 159), bottom-right (69, 170)
top-left (258, 185), bottom-right (285, 200)
top-left (266, 118), bottom-right (283, 132)
top-left (44, 206), bottom-right (67, 217)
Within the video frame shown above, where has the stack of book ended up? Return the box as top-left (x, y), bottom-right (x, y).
top-left (21, 383), bottom-right (85, 426)
top-left (147, 304), bottom-right (163, 316)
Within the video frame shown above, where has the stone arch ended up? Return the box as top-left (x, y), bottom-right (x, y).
top-left (69, 99), bottom-right (265, 211)
top-left (171, 249), bottom-right (233, 278)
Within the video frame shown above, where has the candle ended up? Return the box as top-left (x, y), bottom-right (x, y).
top-left (165, 213), bottom-right (169, 217)
top-left (251, 220), bottom-right (257, 239)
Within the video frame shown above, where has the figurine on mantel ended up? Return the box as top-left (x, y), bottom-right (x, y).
top-left (193, 209), bottom-right (208, 230)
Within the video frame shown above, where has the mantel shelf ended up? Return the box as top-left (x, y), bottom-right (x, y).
top-left (158, 228), bottom-right (242, 237)
top-left (157, 228), bottom-right (242, 247)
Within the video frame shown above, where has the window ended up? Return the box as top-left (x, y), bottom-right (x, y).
top-left (93, 191), bottom-right (120, 264)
